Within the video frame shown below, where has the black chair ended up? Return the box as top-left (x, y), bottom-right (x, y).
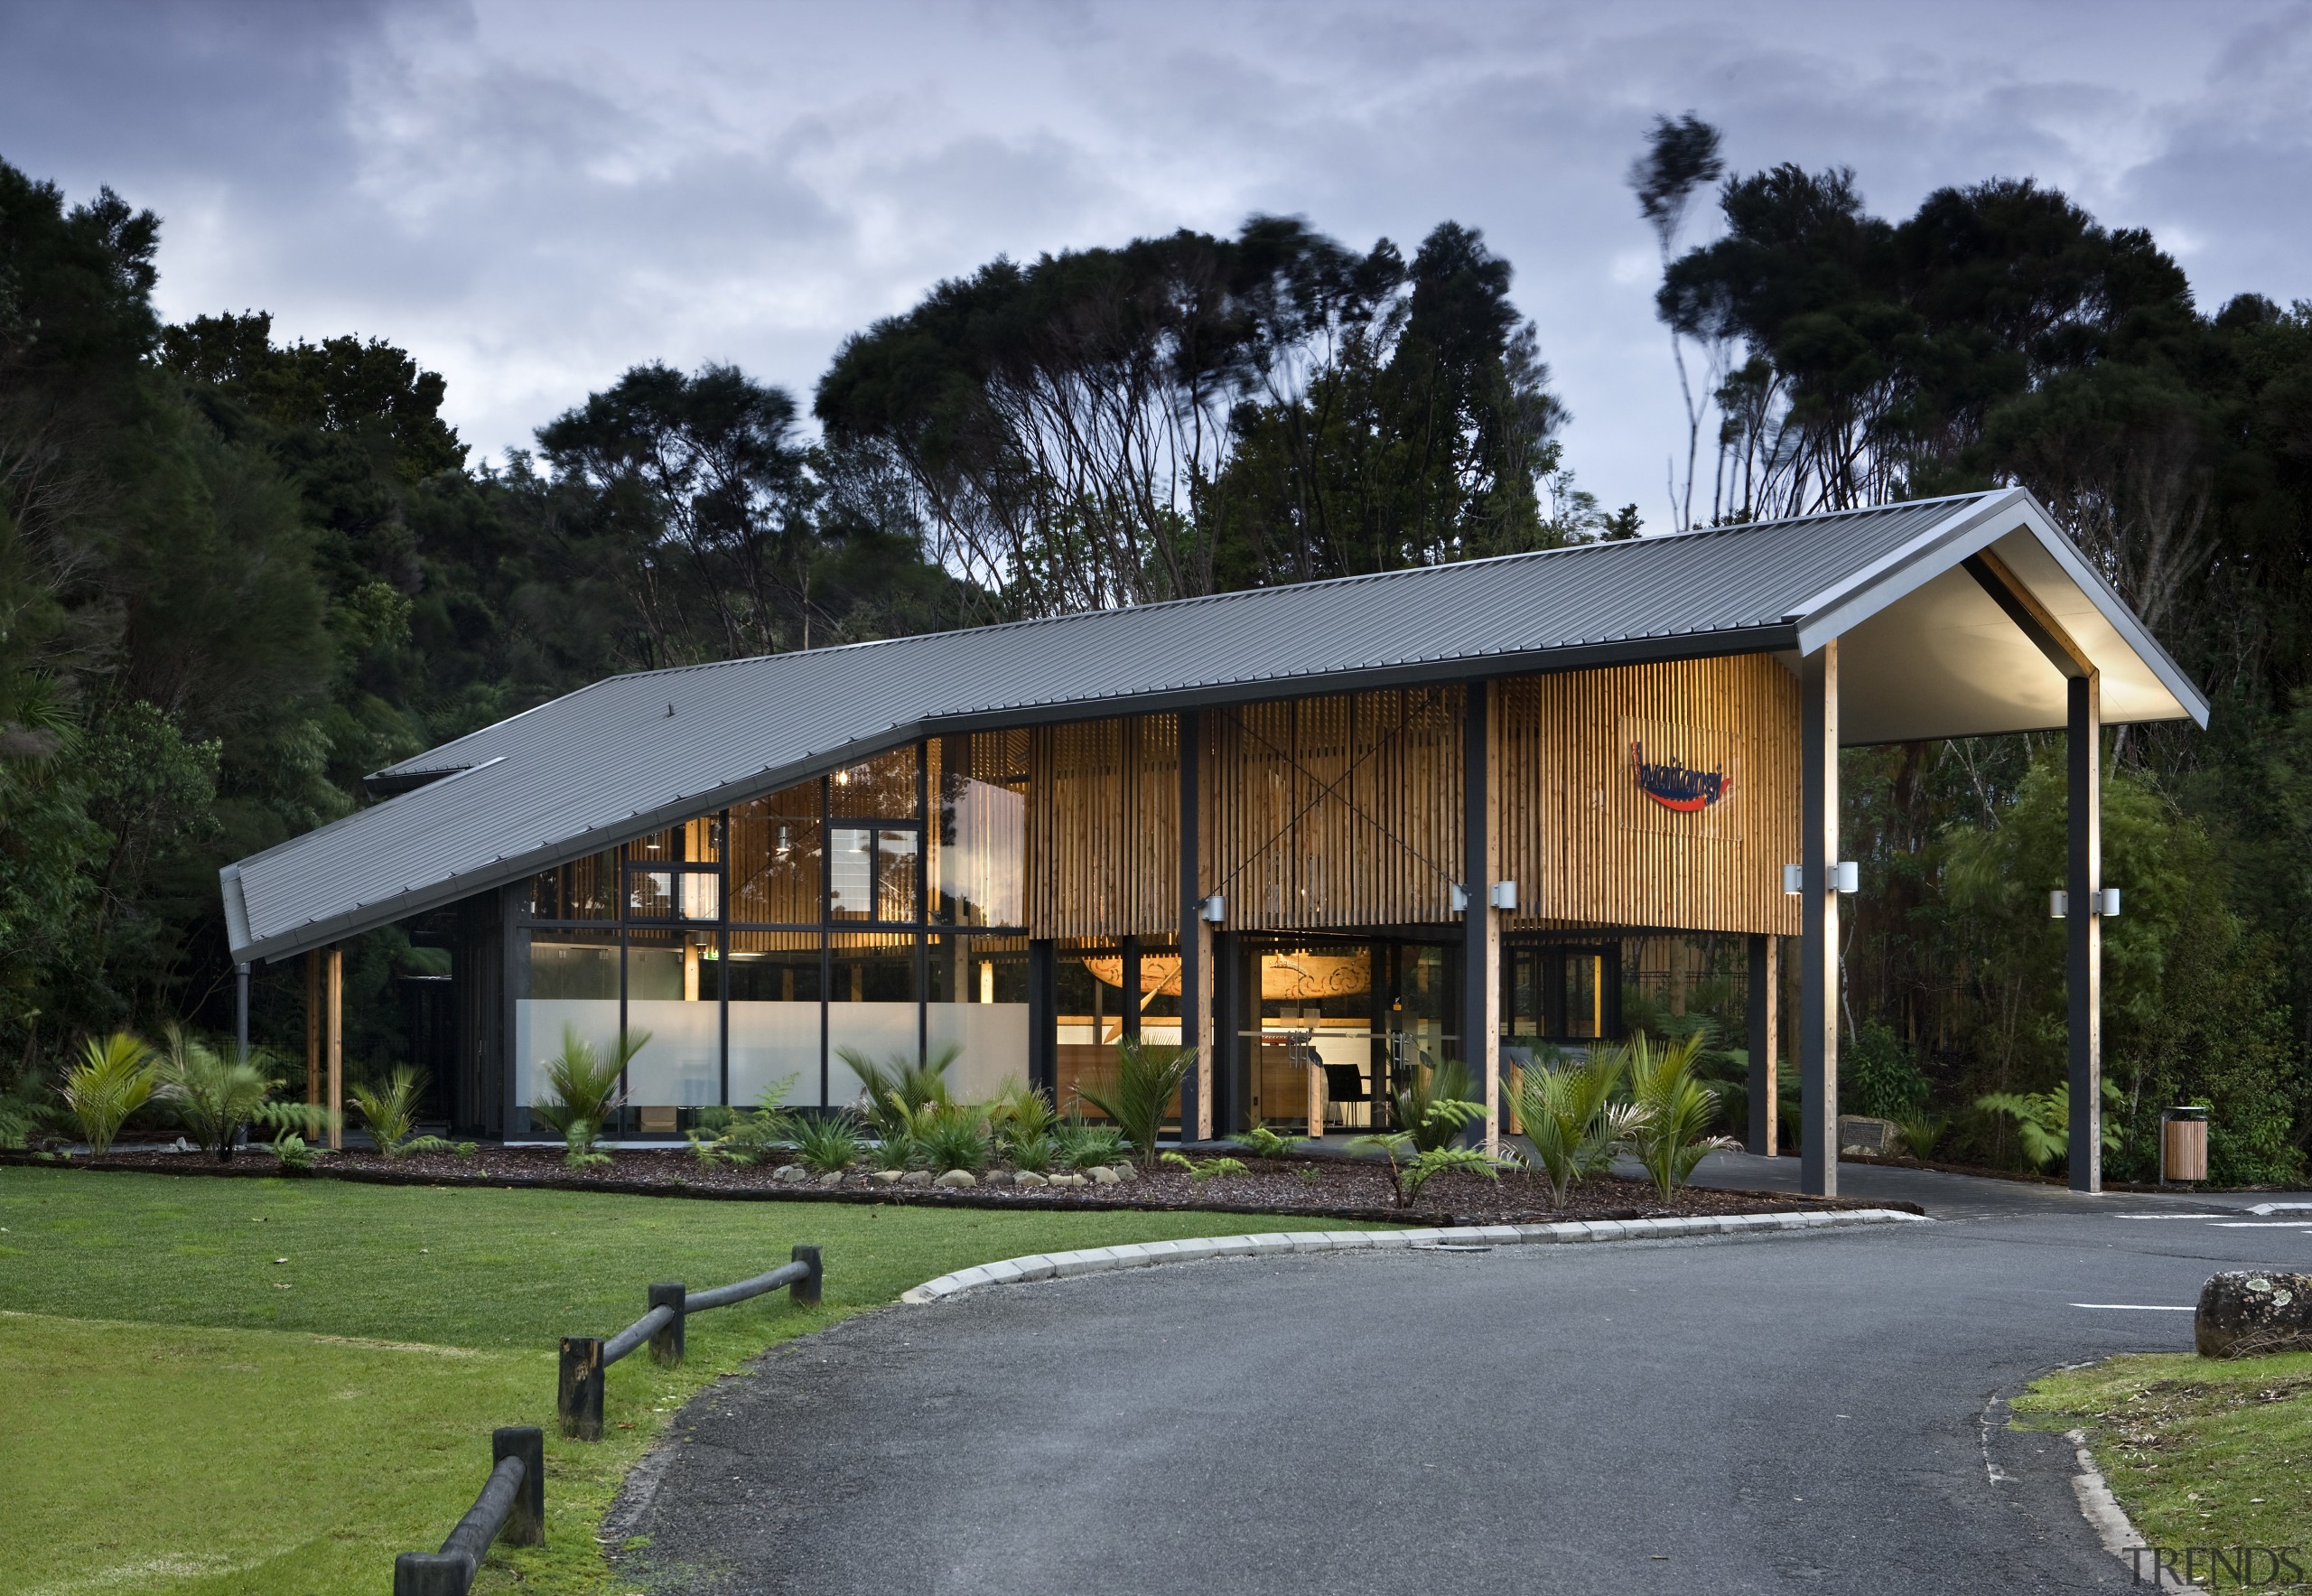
top-left (1321, 1064), bottom-right (1371, 1106)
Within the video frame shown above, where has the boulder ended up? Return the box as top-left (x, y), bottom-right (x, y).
top-left (981, 1169), bottom-right (1013, 1186)
top-left (934, 1169), bottom-right (977, 1189)
top-left (1013, 1171), bottom-right (1050, 1189)
top-left (816, 1171), bottom-right (844, 1187)
top-left (770, 1163), bottom-right (807, 1184)
top-left (899, 1170), bottom-right (933, 1187)
top-left (1112, 1162), bottom-right (1138, 1181)
top-left (1049, 1172), bottom-right (1086, 1188)
top-left (871, 1169), bottom-right (905, 1185)
top-left (1089, 1165), bottom-right (1121, 1185)
top-left (1837, 1115), bottom-right (1900, 1157)
top-left (2195, 1271), bottom-right (2312, 1358)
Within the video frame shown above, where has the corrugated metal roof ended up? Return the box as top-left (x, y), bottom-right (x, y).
top-left (219, 490), bottom-right (2189, 962)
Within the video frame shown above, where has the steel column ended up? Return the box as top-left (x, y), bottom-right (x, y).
top-left (1799, 641), bottom-right (1839, 1197)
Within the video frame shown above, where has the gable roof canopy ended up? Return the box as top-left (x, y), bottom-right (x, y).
top-left (221, 488), bottom-right (2204, 964)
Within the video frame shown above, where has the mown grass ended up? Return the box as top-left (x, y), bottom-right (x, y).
top-left (2015, 1350), bottom-right (2312, 1568)
top-left (0, 1166), bottom-right (1386, 1594)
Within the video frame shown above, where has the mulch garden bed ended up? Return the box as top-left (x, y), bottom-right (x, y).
top-left (4, 1144), bottom-right (1917, 1224)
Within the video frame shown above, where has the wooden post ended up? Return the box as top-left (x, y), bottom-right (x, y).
top-left (325, 944), bottom-right (344, 1150)
top-left (305, 950), bottom-right (321, 1108)
top-left (790, 1243), bottom-right (823, 1307)
top-left (1747, 933), bottom-right (1778, 1156)
top-left (392, 1553), bottom-right (468, 1596)
top-left (493, 1425), bottom-right (545, 1547)
top-left (2068, 672), bottom-right (2102, 1193)
top-left (558, 1335), bottom-right (604, 1441)
top-left (1799, 641), bottom-right (1839, 1197)
top-left (1178, 709), bottom-right (1214, 1142)
top-left (1462, 681), bottom-right (1500, 1153)
top-left (647, 1283), bottom-right (685, 1366)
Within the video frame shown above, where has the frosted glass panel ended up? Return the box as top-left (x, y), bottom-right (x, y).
top-left (825, 1003), bottom-right (917, 1111)
top-left (730, 1001), bottom-right (819, 1110)
top-left (625, 998), bottom-right (719, 1107)
top-left (928, 1002), bottom-right (1030, 1104)
top-left (514, 998), bottom-right (621, 1122)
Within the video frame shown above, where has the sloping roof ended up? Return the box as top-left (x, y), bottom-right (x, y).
top-left (221, 488), bottom-right (2205, 963)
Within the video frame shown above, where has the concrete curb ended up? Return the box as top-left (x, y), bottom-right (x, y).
top-left (900, 1207), bottom-right (1931, 1304)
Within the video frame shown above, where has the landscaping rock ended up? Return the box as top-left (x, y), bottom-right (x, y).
top-left (1112, 1162), bottom-right (1137, 1181)
top-left (871, 1169), bottom-right (905, 1184)
top-left (981, 1169), bottom-right (1012, 1186)
top-left (771, 1163), bottom-right (807, 1184)
top-left (1837, 1115), bottom-right (1899, 1156)
top-left (1013, 1171), bottom-right (1049, 1188)
top-left (2195, 1270), bottom-right (2312, 1358)
top-left (899, 1170), bottom-right (933, 1186)
top-left (1049, 1172), bottom-right (1086, 1188)
top-left (934, 1170), bottom-right (976, 1189)
top-left (1089, 1165), bottom-right (1121, 1185)
top-left (816, 1171), bottom-right (844, 1187)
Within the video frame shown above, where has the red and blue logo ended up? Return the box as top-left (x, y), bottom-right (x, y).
top-left (1630, 742), bottom-right (1733, 813)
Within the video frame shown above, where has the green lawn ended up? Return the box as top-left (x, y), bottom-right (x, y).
top-left (0, 1167), bottom-right (1374, 1595)
top-left (2015, 1351), bottom-right (2312, 1564)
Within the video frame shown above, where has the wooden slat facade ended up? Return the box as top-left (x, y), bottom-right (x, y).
top-left (1022, 655), bottom-right (1800, 941)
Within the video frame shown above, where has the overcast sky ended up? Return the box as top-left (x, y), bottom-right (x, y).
top-left (5, 0), bottom-right (2308, 527)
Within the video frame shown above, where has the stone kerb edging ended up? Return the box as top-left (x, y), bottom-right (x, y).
top-left (900, 1208), bottom-right (1931, 1304)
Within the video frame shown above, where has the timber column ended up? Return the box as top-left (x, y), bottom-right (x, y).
top-left (2067, 673), bottom-right (2102, 1193)
top-left (1461, 682), bottom-right (1501, 1153)
top-left (1799, 641), bottom-right (1839, 1197)
top-left (1178, 711), bottom-right (1213, 1141)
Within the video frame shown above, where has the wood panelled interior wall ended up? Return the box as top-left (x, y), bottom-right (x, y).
top-left (1023, 656), bottom-right (1799, 941)
top-left (1499, 655), bottom-right (1801, 938)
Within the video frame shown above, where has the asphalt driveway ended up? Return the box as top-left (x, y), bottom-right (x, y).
top-left (612, 1161), bottom-right (2312, 1594)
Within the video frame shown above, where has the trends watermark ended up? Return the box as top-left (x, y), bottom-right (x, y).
top-left (2130, 1544), bottom-right (2305, 1587)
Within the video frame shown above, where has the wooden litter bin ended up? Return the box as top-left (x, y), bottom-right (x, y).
top-left (2161, 1108), bottom-right (2208, 1183)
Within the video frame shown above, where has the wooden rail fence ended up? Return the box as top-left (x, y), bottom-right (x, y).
top-left (557, 1243), bottom-right (824, 1440)
top-left (393, 1426), bottom-right (544, 1596)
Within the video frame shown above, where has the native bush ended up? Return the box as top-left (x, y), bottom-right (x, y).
top-left (1076, 1038), bottom-right (1195, 1169)
top-left (788, 1110), bottom-right (864, 1173)
top-left (1509, 1048), bottom-right (1641, 1209)
top-left (1052, 1114), bottom-right (1129, 1170)
top-left (1974, 1079), bottom-right (2123, 1172)
top-left (906, 1099), bottom-right (992, 1172)
top-left (1350, 1094), bottom-right (1494, 1209)
top-left (151, 1027), bottom-right (319, 1161)
top-left (1844, 1022), bottom-right (1929, 1120)
top-left (1391, 1058), bottom-right (1479, 1152)
top-left (1233, 1121), bottom-right (1304, 1159)
top-left (532, 1025), bottom-right (649, 1165)
top-left (349, 1065), bottom-right (456, 1158)
top-left (843, 1043), bottom-right (960, 1141)
top-left (61, 1031), bottom-right (155, 1155)
top-left (1621, 1031), bottom-right (1739, 1200)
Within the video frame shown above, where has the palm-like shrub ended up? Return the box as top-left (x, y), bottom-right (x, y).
top-left (350, 1065), bottom-right (455, 1158)
top-left (152, 1026), bottom-right (288, 1161)
top-left (532, 1025), bottom-right (649, 1165)
top-left (62, 1031), bottom-right (156, 1155)
top-left (789, 1110), bottom-right (864, 1173)
top-left (1510, 1049), bottom-right (1642, 1209)
top-left (1008, 1131), bottom-right (1058, 1172)
top-left (1051, 1115), bottom-right (1127, 1170)
top-left (1622, 1032), bottom-right (1739, 1199)
top-left (843, 1043), bottom-right (959, 1141)
top-left (1076, 1038), bottom-right (1195, 1169)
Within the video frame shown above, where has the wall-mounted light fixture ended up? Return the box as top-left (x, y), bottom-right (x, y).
top-left (1488, 880), bottom-right (1518, 910)
top-left (1783, 863), bottom-right (1860, 894)
top-left (1450, 882), bottom-right (1469, 912)
top-left (2050, 888), bottom-right (2121, 919)
top-left (1199, 894), bottom-right (1226, 924)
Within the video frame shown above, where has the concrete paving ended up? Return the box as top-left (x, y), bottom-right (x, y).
top-left (613, 1162), bottom-right (2312, 1594)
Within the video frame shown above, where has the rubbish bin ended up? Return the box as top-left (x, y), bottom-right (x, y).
top-left (2161, 1106), bottom-right (2208, 1183)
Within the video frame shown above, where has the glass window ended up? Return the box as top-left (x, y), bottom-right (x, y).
top-left (827, 934), bottom-right (919, 1110)
top-left (515, 932), bottom-right (622, 1132)
top-left (729, 930), bottom-right (820, 1111)
top-left (829, 826), bottom-right (918, 922)
top-left (626, 864), bottom-right (722, 923)
top-left (729, 785), bottom-right (822, 924)
top-left (928, 935), bottom-right (1029, 1103)
top-left (932, 732), bottom-right (1027, 927)
top-left (1056, 940), bottom-right (1122, 1121)
top-left (624, 928), bottom-right (719, 1119)
top-left (527, 850), bottom-right (620, 921)
top-left (829, 745), bottom-right (918, 819)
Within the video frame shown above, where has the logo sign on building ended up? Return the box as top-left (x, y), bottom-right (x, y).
top-left (1628, 742), bottom-right (1735, 814)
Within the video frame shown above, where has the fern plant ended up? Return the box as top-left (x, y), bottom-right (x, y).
top-left (1508, 1050), bottom-right (1642, 1209)
top-left (1161, 1152), bottom-right (1250, 1182)
top-left (1975, 1080), bottom-right (2122, 1171)
top-left (1076, 1038), bottom-right (1195, 1169)
top-left (1390, 1058), bottom-right (1479, 1151)
top-left (1350, 1095), bottom-right (1494, 1209)
top-left (1621, 1031), bottom-right (1739, 1200)
top-left (61, 1031), bottom-right (156, 1155)
top-left (1232, 1121), bottom-right (1304, 1159)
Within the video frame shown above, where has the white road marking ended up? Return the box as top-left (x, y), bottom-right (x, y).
top-left (2249, 1202), bottom-right (2312, 1215)
top-left (2207, 1221), bottom-right (2312, 1229)
top-left (2111, 1214), bottom-right (2235, 1219)
top-left (2069, 1303), bottom-right (2195, 1311)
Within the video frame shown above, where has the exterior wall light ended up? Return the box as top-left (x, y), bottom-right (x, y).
top-left (2050, 889), bottom-right (2121, 919)
top-left (1837, 861), bottom-right (1860, 894)
top-left (1488, 880), bottom-right (1518, 910)
top-left (1450, 882), bottom-right (1469, 912)
top-left (1199, 894), bottom-right (1226, 924)
top-left (1783, 863), bottom-right (1804, 895)
top-left (1783, 863), bottom-right (1860, 894)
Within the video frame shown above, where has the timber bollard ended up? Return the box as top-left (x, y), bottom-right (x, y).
top-left (393, 1552), bottom-right (470, 1596)
top-left (495, 1425), bottom-right (545, 1546)
top-left (792, 1243), bottom-right (822, 1307)
top-left (648, 1283), bottom-right (685, 1366)
top-left (558, 1336), bottom-right (604, 1441)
